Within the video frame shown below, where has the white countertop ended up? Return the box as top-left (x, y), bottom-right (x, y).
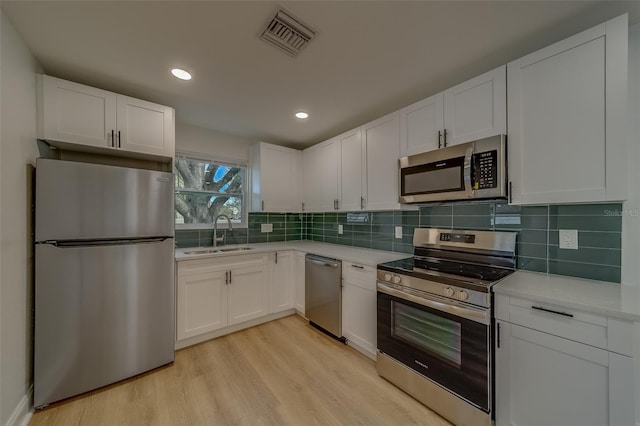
top-left (175, 241), bottom-right (408, 266)
top-left (494, 270), bottom-right (640, 322)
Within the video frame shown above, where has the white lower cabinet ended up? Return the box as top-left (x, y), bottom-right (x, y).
top-left (494, 294), bottom-right (635, 426)
top-left (273, 251), bottom-right (295, 313)
top-left (294, 251), bottom-right (306, 315)
top-left (227, 264), bottom-right (271, 326)
top-left (176, 253), bottom-right (272, 343)
top-left (342, 262), bottom-right (377, 359)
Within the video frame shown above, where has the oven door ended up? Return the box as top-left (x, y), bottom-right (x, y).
top-left (377, 282), bottom-right (490, 411)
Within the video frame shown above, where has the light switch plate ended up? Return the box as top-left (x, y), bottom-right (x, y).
top-left (395, 226), bottom-right (403, 239)
top-left (338, 224), bottom-right (344, 235)
top-left (261, 223), bottom-right (273, 233)
top-left (559, 229), bottom-right (578, 250)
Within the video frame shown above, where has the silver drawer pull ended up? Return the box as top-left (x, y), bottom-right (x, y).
top-left (351, 264), bottom-right (364, 269)
top-left (531, 305), bottom-right (573, 318)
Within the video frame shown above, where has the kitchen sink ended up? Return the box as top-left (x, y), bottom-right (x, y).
top-left (183, 249), bottom-right (220, 255)
top-left (183, 247), bottom-right (253, 255)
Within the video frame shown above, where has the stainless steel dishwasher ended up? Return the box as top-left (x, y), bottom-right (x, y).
top-left (305, 254), bottom-right (345, 342)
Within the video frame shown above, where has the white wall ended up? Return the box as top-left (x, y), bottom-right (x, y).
top-left (175, 123), bottom-right (255, 162)
top-left (0, 10), bottom-right (42, 426)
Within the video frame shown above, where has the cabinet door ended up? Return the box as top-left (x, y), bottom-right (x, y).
top-left (294, 251), bottom-right (305, 315)
top-left (303, 140), bottom-right (339, 212)
top-left (495, 321), bottom-right (610, 426)
top-left (399, 93), bottom-right (443, 157)
top-left (273, 251), bottom-right (295, 312)
top-left (38, 75), bottom-right (117, 148)
top-left (302, 145), bottom-right (322, 212)
top-left (256, 143), bottom-right (299, 212)
top-left (443, 65), bottom-right (506, 146)
top-left (339, 128), bottom-right (365, 211)
top-left (342, 282), bottom-right (377, 358)
top-left (176, 263), bottom-right (227, 340)
top-left (116, 95), bottom-right (175, 157)
top-left (227, 265), bottom-right (270, 326)
top-left (507, 16), bottom-right (627, 204)
top-left (363, 112), bottom-right (401, 210)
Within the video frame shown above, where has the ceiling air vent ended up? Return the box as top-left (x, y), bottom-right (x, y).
top-left (260, 9), bottom-right (316, 57)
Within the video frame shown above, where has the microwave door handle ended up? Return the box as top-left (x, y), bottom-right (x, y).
top-left (464, 145), bottom-right (474, 198)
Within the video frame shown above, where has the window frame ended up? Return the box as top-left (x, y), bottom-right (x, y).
top-left (174, 152), bottom-right (248, 230)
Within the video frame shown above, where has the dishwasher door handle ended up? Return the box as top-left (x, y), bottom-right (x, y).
top-left (307, 258), bottom-right (340, 268)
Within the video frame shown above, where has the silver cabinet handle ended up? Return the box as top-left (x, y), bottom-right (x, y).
top-left (360, 196), bottom-right (365, 209)
top-left (438, 130), bottom-right (442, 149)
top-left (117, 130), bottom-right (121, 148)
top-left (225, 271), bottom-right (229, 284)
top-left (351, 264), bottom-right (364, 269)
top-left (443, 128), bottom-right (448, 147)
top-left (229, 270), bottom-right (232, 284)
top-left (110, 130), bottom-right (115, 147)
top-left (275, 252), bottom-right (278, 264)
top-left (261, 200), bottom-right (264, 211)
top-left (509, 182), bottom-right (513, 203)
top-left (301, 202), bottom-right (305, 212)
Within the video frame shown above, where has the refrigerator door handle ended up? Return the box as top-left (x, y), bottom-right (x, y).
top-left (44, 237), bottom-right (171, 248)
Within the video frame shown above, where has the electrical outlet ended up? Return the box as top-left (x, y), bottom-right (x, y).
top-left (559, 229), bottom-right (578, 250)
top-left (261, 223), bottom-right (273, 233)
top-left (338, 224), bottom-right (344, 235)
top-left (395, 226), bottom-right (403, 239)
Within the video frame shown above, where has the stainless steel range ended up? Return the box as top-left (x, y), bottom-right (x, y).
top-left (376, 228), bottom-right (516, 426)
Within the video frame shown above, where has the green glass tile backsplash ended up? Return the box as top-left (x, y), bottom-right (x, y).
top-left (175, 201), bottom-right (622, 283)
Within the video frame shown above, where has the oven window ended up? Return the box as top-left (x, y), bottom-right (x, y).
top-left (391, 302), bottom-right (462, 366)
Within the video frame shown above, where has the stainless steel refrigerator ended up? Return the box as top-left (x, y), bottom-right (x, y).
top-left (34, 159), bottom-right (175, 408)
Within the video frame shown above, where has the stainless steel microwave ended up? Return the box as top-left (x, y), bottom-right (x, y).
top-left (399, 135), bottom-right (507, 203)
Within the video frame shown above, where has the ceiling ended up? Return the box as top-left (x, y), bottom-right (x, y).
top-left (2, 1), bottom-right (639, 148)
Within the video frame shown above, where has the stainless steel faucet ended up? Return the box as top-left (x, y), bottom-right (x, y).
top-left (213, 214), bottom-right (232, 247)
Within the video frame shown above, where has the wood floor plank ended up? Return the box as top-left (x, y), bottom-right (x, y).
top-left (30, 315), bottom-right (451, 426)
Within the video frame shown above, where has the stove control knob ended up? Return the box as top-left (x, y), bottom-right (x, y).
top-left (444, 287), bottom-right (455, 297)
top-left (384, 273), bottom-right (392, 282)
top-left (392, 275), bottom-right (401, 284)
top-left (457, 290), bottom-right (470, 301)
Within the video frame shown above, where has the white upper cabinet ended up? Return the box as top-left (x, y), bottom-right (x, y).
top-left (38, 75), bottom-right (175, 159)
top-left (399, 92), bottom-right (443, 156)
top-left (338, 128), bottom-right (365, 211)
top-left (38, 75), bottom-right (117, 149)
top-left (302, 138), bottom-right (339, 212)
top-left (251, 142), bottom-right (301, 212)
top-left (362, 112), bottom-right (402, 210)
top-left (443, 65), bottom-right (506, 146)
top-left (116, 95), bottom-right (175, 157)
top-left (400, 93), bottom-right (444, 157)
top-left (399, 65), bottom-right (506, 157)
top-left (508, 15), bottom-right (627, 204)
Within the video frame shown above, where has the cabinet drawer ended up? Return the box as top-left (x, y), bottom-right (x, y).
top-left (506, 296), bottom-right (608, 350)
top-left (343, 262), bottom-right (376, 290)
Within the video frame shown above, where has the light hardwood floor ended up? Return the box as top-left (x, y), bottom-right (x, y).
top-left (30, 315), bottom-right (451, 426)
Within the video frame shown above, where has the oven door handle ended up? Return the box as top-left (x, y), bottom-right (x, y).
top-left (377, 282), bottom-right (490, 325)
top-left (463, 145), bottom-right (474, 198)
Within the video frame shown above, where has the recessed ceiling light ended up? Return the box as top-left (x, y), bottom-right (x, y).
top-left (295, 111), bottom-right (309, 119)
top-left (170, 68), bottom-right (192, 81)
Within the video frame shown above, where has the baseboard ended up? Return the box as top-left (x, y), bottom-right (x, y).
top-left (175, 309), bottom-right (296, 350)
top-left (344, 336), bottom-right (376, 360)
top-left (5, 385), bottom-right (33, 426)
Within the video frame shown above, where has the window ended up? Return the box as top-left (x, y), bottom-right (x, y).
top-left (174, 154), bottom-right (247, 228)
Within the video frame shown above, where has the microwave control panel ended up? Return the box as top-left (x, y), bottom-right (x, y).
top-left (472, 150), bottom-right (497, 190)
